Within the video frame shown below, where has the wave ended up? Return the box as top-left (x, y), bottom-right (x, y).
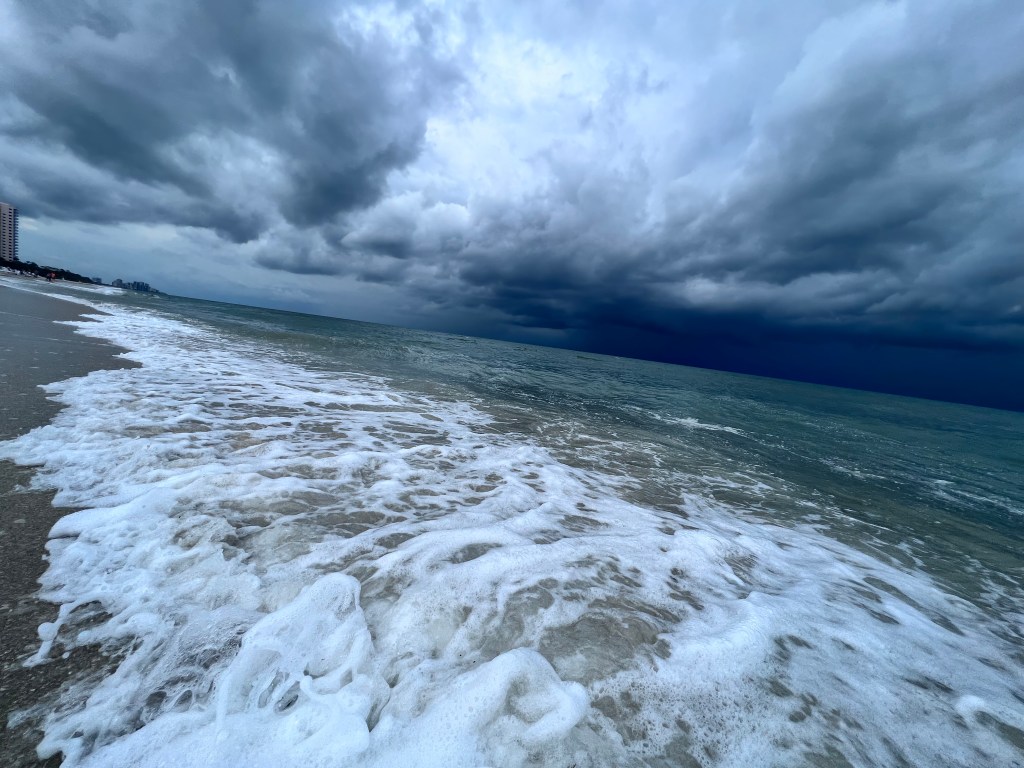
top-left (2, 302), bottom-right (1022, 766)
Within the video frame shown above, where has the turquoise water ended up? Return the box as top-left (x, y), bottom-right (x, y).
top-left (3, 279), bottom-right (1023, 767)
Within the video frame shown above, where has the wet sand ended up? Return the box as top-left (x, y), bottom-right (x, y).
top-left (0, 283), bottom-right (138, 766)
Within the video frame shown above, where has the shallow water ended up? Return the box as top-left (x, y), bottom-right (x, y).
top-left (2, 280), bottom-right (1023, 767)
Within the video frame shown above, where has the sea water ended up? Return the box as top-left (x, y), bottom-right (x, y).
top-left (2, 280), bottom-right (1023, 767)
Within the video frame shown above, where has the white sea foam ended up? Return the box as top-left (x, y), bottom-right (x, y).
top-left (3, 303), bottom-right (1023, 766)
top-left (622, 404), bottom-right (746, 435)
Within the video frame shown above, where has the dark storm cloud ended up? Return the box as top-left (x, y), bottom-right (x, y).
top-left (0, 0), bottom-right (458, 240)
top-left (370, 0), bottom-right (1024, 368)
top-left (2, 0), bottom-right (1022, 407)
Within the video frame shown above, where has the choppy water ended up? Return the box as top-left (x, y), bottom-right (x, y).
top-left (2, 280), bottom-right (1023, 767)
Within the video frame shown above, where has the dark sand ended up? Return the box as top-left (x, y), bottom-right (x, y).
top-left (0, 282), bottom-right (138, 766)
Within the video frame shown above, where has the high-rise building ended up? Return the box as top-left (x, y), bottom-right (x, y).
top-left (0, 202), bottom-right (18, 262)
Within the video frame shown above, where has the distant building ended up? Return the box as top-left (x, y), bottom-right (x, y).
top-left (0, 202), bottom-right (18, 262)
top-left (110, 278), bottom-right (157, 293)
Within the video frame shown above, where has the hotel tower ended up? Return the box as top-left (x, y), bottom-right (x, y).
top-left (0, 202), bottom-right (18, 262)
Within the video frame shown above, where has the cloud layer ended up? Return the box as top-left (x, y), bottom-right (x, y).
top-left (2, 0), bottom-right (1023, 406)
top-left (1, 0), bottom-right (458, 241)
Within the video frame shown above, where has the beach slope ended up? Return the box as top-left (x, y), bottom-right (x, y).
top-left (0, 284), bottom-right (136, 766)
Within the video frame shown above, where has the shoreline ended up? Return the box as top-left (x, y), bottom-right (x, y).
top-left (0, 284), bottom-right (138, 766)
top-left (0, 281), bottom-right (1022, 765)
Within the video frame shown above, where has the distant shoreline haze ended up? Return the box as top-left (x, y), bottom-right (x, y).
top-left (2, 261), bottom-right (158, 293)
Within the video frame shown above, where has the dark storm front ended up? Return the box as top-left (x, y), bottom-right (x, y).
top-left (3, 289), bottom-right (1023, 766)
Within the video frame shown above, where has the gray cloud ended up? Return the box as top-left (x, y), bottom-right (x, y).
top-left (0, 0), bottom-right (459, 241)
top-left (331, 0), bottom-right (1024, 356)
top-left (2, 0), bottom-right (1023, 405)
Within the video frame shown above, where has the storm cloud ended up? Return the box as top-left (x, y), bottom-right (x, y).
top-left (2, 0), bottom-right (1023, 407)
top-left (0, 0), bottom-right (459, 240)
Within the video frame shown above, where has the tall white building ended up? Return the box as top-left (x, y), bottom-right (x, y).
top-left (0, 202), bottom-right (18, 262)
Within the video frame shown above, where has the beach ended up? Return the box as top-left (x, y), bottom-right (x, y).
top-left (0, 283), bottom-right (136, 766)
top-left (0, 281), bottom-right (1021, 767)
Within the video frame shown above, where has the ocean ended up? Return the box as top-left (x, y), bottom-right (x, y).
top-left (2, 278), bottom-right (1023, 767)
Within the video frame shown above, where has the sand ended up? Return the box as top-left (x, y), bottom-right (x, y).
top-left (0, 283), bottom-right (138, 766)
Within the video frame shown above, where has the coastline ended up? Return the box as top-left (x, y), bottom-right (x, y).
top-left (0, 284), bottom-right (137, 766)
top-left (0, 281), bottom-right (1020, 765)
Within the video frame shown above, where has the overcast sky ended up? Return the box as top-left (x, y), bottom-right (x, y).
top-left (2, 0), bottom-right (1023, 409)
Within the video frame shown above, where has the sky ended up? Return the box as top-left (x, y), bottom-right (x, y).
top-left (1, 0), bottom-right (1023, 410)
